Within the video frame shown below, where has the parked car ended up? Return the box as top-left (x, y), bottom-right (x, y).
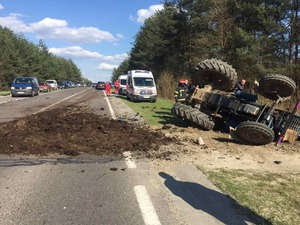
top-left (95, 81), bottom-right (105, 90)
top-left (39, 82), bottom-right (52, 92)
top-left (10, 76), bottom-right (39, 97)
top-left (45, 79), bottom-right (58, 90)
top-left (58, 82), bottom-right (65, 89)
top-left (75, 81), bottom-right (83, 87)
top-left (62, 81), bottom-right (72, 88)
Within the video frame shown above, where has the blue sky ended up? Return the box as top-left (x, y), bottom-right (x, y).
top-left (0, 0), bottom-right (164, 82)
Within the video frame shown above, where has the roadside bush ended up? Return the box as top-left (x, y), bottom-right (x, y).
top-left (156, 71), bottom-right (178, 100)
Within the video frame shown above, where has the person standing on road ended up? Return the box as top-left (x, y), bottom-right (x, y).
top-left (114, 79), bottom-right (120, 96)
top-left (174, 79), bottom-right (188, 102)
top-left (105, 82), bottom-right (111, 97)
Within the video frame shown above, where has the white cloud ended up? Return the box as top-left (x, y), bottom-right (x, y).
top-left (97, 63), bottom-right (118, 70)
top-left (49, 46), bottom-right (128, 62)
top-left (0, 13), bottom-right (32, 32)
top-left (0, 15), bottom-right (118, 44)
top-left (30, 18), bottom-right (118, 44)
top-left (49, 46), bottom-right (103, 60)
top-left (0, 4), bottom-right (4, 10)
top-left (131, 4), bottom-right (164, 24)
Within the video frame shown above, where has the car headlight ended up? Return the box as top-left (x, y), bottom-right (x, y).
top-left (26, 87), bottom-right (32, 89)
top-left (133, 89), bottom-right (141, 94)
top-left (11, 87), bottom-right (15, 89)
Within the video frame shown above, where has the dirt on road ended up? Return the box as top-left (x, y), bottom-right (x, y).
top-left (0, 94), bottom-right (299, 174)
top-left (0, 104), bottom-right (175, 157)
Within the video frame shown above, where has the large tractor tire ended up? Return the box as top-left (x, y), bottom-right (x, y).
top-left (171, 103), bottom-right (215, 130)
top-left (256, 74), bottom-right (296, 100)
top-left (192, 58), bottom-right (238, 92)
top-left (189, 109), bottom-right (215, 130)
top-left (236, 121), bottom-right (275, 145)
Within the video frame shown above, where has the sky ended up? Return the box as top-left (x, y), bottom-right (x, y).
top-left (0, 0), bottom-right (164, 82)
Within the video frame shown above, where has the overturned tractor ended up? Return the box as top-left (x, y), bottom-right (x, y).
top-left (172, 58), bottom-right (300, 145)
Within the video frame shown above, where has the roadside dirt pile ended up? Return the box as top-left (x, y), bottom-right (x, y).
top-left (0, 106), bottom-right (176, 157)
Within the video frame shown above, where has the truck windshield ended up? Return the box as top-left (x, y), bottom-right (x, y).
top-left (133, 78), bottom-right (154, 87)
top-left (120, 79), bottom-right (127, 85)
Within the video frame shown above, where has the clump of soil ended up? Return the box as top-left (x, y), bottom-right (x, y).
top-left (0, 106), bottom-right (175, 157)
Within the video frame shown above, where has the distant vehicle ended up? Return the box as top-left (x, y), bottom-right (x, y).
top-left (39, 82), bottom-right (52, 92)
top-left (75, 81), bottom-right (83, 87)
top-left (10, 76), bottom-right (39, 97)
top-left (58, 82), bottom-right (65, 89)
top-left (95, 81), bottom-right (105, 90)
top-left (126, 70), bottom-right (157, 102)
top-left (45, 79), bottom-right (58, 90)
top-left (63, 81), bottom-right (73, 88)
top-left (118, 74), bottom-right (127, 96)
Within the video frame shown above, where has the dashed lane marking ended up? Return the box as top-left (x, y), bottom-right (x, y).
top-left (123, 151), bottom-right (137, 169)
top-left (134, 185), bottom-right (161, 225)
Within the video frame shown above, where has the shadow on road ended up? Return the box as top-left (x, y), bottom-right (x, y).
top-left (159, 172), bottom-right (271, 225)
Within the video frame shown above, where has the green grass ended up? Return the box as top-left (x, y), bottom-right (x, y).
top-left (198, 167), bottom-right (300, 225)
top-left (0, 91), bottom-right (10, 96)
top-left (119, 96), bottom-right (189, 126)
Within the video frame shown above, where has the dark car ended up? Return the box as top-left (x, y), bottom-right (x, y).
top-left (58, 82), bottom-right (65, 89)
top-left (10, 76), bottom-right (39, 97)
top-left (95, 81), bottom-right (105, 90)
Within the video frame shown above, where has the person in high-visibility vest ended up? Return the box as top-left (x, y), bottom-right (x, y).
top-left (114, 80), bottom-right (120, 96)
top-left (105, 82), bottom-right (111, 96)
top-left (174, 79), bottom-right (188, 102)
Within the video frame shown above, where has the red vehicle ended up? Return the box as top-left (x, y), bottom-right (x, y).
top-left (39, 82), bottom-right (52, 92)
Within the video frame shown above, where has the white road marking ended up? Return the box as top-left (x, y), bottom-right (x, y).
top-left (134, 185), bottom-right (161, 225)
top-left (123, 151), bottom-right (137, 169)
top-left (104, 91), bottom-right (116, 120)
top-left (33, 89), bottom-right (89, 114)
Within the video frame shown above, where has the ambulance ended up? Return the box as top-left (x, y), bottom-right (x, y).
top-left (126, 70), bottom-right (157, 102)
top-left (118, 74), bottom-right (127, 96)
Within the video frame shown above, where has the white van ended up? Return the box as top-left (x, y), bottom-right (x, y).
top-left (45, 79), bottom-right (58, 90)
top-left (118, 74), bottom-right (127, 96)
top-left (126, 70), bottom-right (157, 102)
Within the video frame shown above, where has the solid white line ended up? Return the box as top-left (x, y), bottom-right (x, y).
top-left (123, 151), bottom-right (137, 169)
top-left (104, 91), bottom-right (116, 120)
top-left (134, 185), bottom-right (161, 225)
top-left (33, 89), bottom-right (89, 114)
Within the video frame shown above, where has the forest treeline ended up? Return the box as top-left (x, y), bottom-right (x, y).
top-left (113, 0), bottom-right (300, 101)
top-left (0, 26), bottom-right (83, 90)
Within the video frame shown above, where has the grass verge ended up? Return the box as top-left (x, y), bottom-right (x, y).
top-left (119, 96), bottom-right (188, 126)
top-left (0, 91), bottom-right (10, 96)
top-left (198, 167), bottom-right (300, 225)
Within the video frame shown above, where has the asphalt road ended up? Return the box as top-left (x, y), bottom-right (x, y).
top-left (0, 87), bottom-right (256, 225)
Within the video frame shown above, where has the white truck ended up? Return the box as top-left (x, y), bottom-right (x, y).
top-left (126, 70), bottom-right (157, 102)
top-left (118, 74), bottom-right (127, 96)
